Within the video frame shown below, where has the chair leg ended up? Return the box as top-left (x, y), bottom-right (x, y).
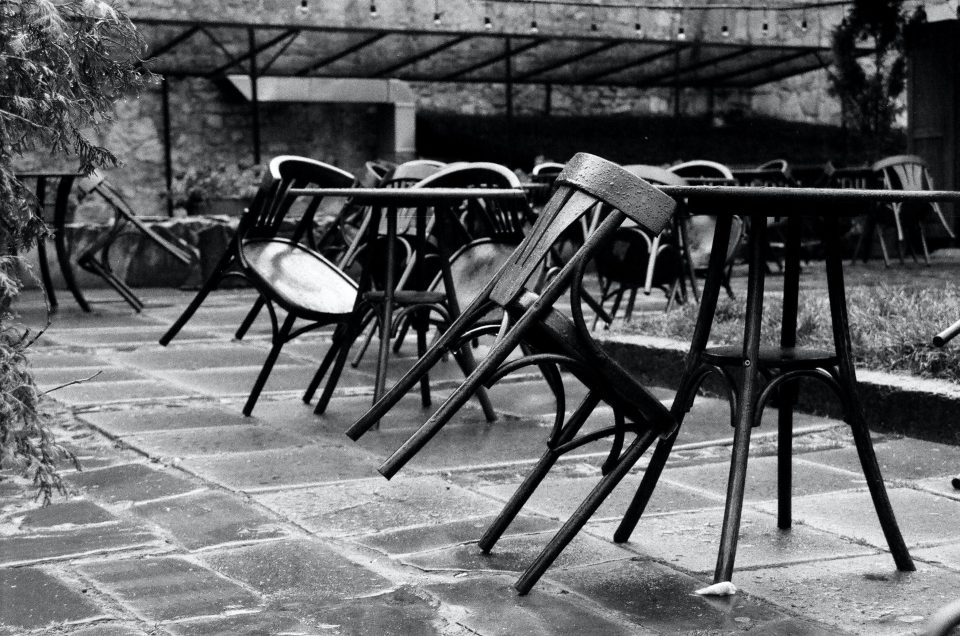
top-left (315, 322), bottom-right (361, 415)
top-left (303, 324), bottom-right (347, 404)
top-left (777, 380), bottom-right (797, 529)
top-left (478, 393), bottom-right (599, 553)
top-left (514, 430), bottom-right (659, 595)
top-left (919, 224), bottom-right (931, 266)
top-left (613, 430), bottom-right (677, 543)
top-left (415, 307), bottom-right (431, 408)
top-left (235, 295), bottom-right (266, 340)
top-left (392, 313), bottom-right (412, 354)
top-left (243, 312), bottom-right (296, 416)
top-left (160, 250), bottom-right (235, 346)
top-left (847, 408), bottom-right (914, 571)
top-left (351, 310), bottom-right (378, 368)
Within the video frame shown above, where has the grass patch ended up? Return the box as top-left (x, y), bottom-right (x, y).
top-left (615, 283), bottom-right (960, 383)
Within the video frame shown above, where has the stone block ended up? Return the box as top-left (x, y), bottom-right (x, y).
top-left (80, 556), bottom-right (261, 623)
top-left (0, 568), bottom-right (106, 632)
top-left (124, 424), bottom-right (309, 458)
top-left (358, 514), bottom-right (559, 556)
top-left (255, 475), bottom-right (503, 536)
top-left (133, 490), bottom-right (287, 549)
top-left (735, 554), bottom-right (960, 635)
top-left (112, 343), bottom-right (300, 371)
top-left (594, 508), bottom-right (878, 574)
top-left (200, 538), bottom-right (390, 601)
top-left (65, 463), bottom-right (200, 504)
top-left (49, 379), bottom-right (196, 407)
top-left (166, 611), bottom-right (314, 636)
top-left (756, 488), bottom-right (960, 549)
top-left (1, 522), bottom-right (162, 567)
top-left (801, 436), bottom-right (960, 481)
top-left (183, 444), bottom-right (381, 493)
top-left (426, 576), bottom-right (643, 636)
top-left (78, 405), bottom-right (254, 436)
top-left (19, 499), bottom-right (115, 528)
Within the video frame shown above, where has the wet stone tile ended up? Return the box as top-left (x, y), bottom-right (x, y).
top-left (550, 558), bottom-right (801, 634)
top-left (69, 624), bottom-right (153, 636)
top-left (200, 538), bottom-right (390, 602)
top-left (133, 490), bottom-right (288, 550)
top-left (43, 326), bottom-right (211, 347)
top-left (402, 530), bottom-right (636, 574)
top-left (111, 343), bottom-right (298, 371)
top-left (801, 436), bottom-right (960, 481)
top-left (27, 352), bottom-right (110, 369)
top-left (0, 568), bottom-right (106, 632)
top-left (50, 379), bottom-right (196, 406)
top-left (154, 364), bottom-right (343, 399)
top-left (427, 575), bottom-right (644, 636)
top-left (32, 366), bottom-right (147, 390)
top-left (0, 522), bottom-right (162, 567)
top-left (65, 463), bottom-right (200, 504)
top-left (735, 554), bottom-right (960, 635)
top-left (166, 611), bottom-right (315, 636)
top-left (357, 514), bottom-right (560, 555)
top-left (78, 405), bottom-right (254, 436)
top-left (183, 444), bottom-right (380, 492)
top-left (124, 425), bottom-right (310, 458)
top-left (292, 587), bottom-right (446, 636)
top-left (255, 475), bottom-right (503, 537)
top-left (79, 556), bottom-right (261, 623)
top-left (592, 508), bottom-right (878, 574)
top-left (19, 499), bottom-right (115, 528)
top-left (913, 542), bottom-right (960, 571)
top-left (661, 454), bottom-right (867, 502)
top-left (756, 487), bottom-right (960, 549)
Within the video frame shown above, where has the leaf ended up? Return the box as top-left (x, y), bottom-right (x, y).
top-left (694, 581), bottom-right (738, 596)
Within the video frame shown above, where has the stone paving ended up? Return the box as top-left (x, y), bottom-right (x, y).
top-left (3, 283), bottom-right (960, 635)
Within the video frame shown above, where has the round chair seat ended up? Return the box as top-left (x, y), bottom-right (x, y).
top-left (243, 239), bottom-right (357, 317)
top-left (701, 345), bottom-right (837, 369)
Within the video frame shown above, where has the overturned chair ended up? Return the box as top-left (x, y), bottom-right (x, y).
top-left (346, 153), bottom-right (678, 594)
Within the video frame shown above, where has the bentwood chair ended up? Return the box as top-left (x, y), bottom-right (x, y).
top-left (75, 172), bottom-right (198, 312)
top-left (345, 153), bottom-right (678, 594)
top-left (159, 156), bottom-right (356, 347)
top-left (871, 155), bottom-right (955, 266)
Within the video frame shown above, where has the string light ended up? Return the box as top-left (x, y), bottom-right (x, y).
top-left (634, 6), bottom-right (642, 35)
top-left (590, 6), bottom-right (598, 31)
top-left (433, 0), bottom-right (441, 25)
top-left (297, 0), bottom-right (309, 15)
top-left (761, 4), bottom-right (770, 37)
top-left (720, 7), bottom-right (729, 37)
top-left (369, 1), bottom-right (378, 17)
top-left (676, 2), bottom-right (685, 40)
top-left (531, 1), bottom-right (539, 32)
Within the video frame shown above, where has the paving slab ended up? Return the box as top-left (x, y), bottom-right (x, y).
top-left (549, 558), bottom-right (823, 634)
top-left (154, 364), bottom-right (367, 399)
top-left (200, 538), bottom-right (391, 602)
top-left (402, 530), bottom-right (636, 574)
top-left (79, 405), bottom-right (255, 436)
top-left (51, 379), bottom-right (197, 406)
top-left (0, 521), bottom-right (163, 566)
top-left (32, 366), bottom-right (148, 390)
top-left (0, 567), bottom-right (107, 633)
top-left (182, 443), bottom-right (381, 492)
top-left (69, 624), bottom-right (153, 636)
top-left (660, 454), bottom-right (867, 502)
top-left (734, 554), bottom-right (960, 635)
top-left (426, 575), bottom-right (646, 636)
top-left (18, 498), bottom-right (115, 527)
top-left (43, 326), bottom-right (212, 347)
top-left (111, 343), bottom-right (299, 370)
top-left (285, 586), bottom-right (448, 636)
top-left (65, 462), bottom-right (200, 504)
top-left (132, 490), bottom-right (288, 549)
top-left (592, 508), bottom-right (879, 574)
top-left (166, 611), bottom-right (317, 636)
top-left (800, 436), bottom-right (960, 481)
top-left (468, 464), bottom-right (724, 523)
top-left (357, 513), bottom-right (560, 555)
top-left (255, 475), bottom-right (504, 537)
top-left (124, 424), bottom-right (310, 458)
top-left (28, 351), bottom-right (110, 369)
top-left (756, 487), bottom-right (960, 549)
top-left (79, 556), bottom-right (262, 623)
top-left (913, 542), bottom-right (960, 571)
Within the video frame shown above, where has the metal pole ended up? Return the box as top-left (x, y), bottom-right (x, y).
top-left (247, 26), bottom-right (262, 165)
top-left (505, 36), bottom-right (514, 168)
top-left (160, 75), bottom-right (174, 216)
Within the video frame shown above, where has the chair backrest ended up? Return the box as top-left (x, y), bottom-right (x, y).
top-left (77, 170), bottom-right (136, 218)
top-left (241, 155), bottom-right (356, 240)
top-left (532, 161), bottom-right (566, 182)
top-left (489, 153), bottom-right (676, 307)
top-left (733, 159), bottom-right (795, 187)
top-left (413, 162), bottom-right (529, 242)
top-left (872, 154), bottom-right (935, 191)
top-left (822, 162), bottom-right (876, 189)
top-left (382, 159), bottom-right (446, 187)
top-left (362, 160), bottom-right (396, 187)
top-left (669, 160), bottom-right (735, 183)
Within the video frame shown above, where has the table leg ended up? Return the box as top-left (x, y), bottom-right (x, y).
top-left (824, 217), bottom-right (914, 572)
top-left (777, 216), bottom-right (803, 529)
top-left (32, 177), bottom-right (58, 312)
top-left (714, 217), bottom-right (767, 584)
top-left (52, 175), bottom-right (90, 312)
top-left (414, 206), bottom-right (431, 408)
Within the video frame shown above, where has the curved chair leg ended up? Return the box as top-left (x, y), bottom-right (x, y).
top-left (160, 248), bottom-right (236, 346)
top-left (478, 393), bottom-right (600, 553)
top-left (303, 324), bottom-right (349, 404)
top-left (515, 429), bottom-right (659, 595)
top-left (235, 295), bottom-right (266, 340)
top-left (315, 322), bottom-right (361, 415)
top-left (414, 307), bottom-right (431, 408)
top-left (243, 312), bottom-right (296, 416)
top-left (351, 310), bottom-right (378, 368)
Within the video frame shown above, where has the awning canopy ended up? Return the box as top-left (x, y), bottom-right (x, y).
top-left (134, 16), bottom-right (856, 89)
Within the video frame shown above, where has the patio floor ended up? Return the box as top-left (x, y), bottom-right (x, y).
top-left (4, 263), bottom-right (960, 634)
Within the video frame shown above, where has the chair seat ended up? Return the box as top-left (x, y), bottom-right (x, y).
top-left (702, 345), bottom-right (837, 369)
top-left (510, 291), bottom-right (674, 432)
top-left (243, 239), bottom-right (357, 317)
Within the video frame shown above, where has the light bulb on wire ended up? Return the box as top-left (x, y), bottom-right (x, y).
top-left (297, 0), bottom-right (309, 15)
top-left (369, 1), bottom-right (377, 17)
